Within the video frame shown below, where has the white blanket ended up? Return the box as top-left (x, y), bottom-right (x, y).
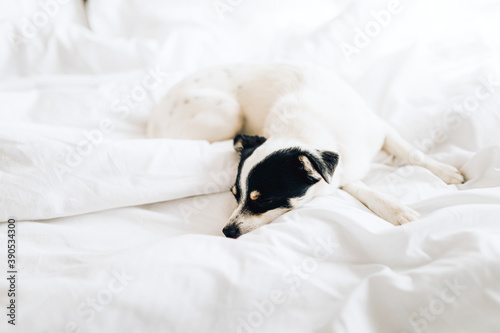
top-left (1, 0), bottom-right (500, 332)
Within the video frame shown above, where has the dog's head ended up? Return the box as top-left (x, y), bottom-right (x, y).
top-left (222, 134), bottom-right (339, 238)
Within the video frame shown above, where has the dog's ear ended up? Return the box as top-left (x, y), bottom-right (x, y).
top-left (298, 151), bottom-right (339, 184)
top-left (233, 135), bottom-right (267, 154)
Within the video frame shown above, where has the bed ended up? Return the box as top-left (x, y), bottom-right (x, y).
top-left (1, 0), bottom-right (500, 332)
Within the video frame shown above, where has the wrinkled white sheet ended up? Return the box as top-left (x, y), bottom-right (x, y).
top-left (1, 0), bottom-right (500, 332)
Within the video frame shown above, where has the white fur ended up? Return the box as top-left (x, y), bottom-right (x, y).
top-left (148, 63), bottom-right (464, 232)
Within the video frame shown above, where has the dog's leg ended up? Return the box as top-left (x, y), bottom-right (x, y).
top-left (382, 130), bottom-right (464, 184)
top-left (342, 180), bottom-right (420, 225)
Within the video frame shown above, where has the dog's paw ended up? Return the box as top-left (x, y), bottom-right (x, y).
top-left (383, 204), bottom-right (421, 226)
top-left (433, 163), bottom-right (465, 184)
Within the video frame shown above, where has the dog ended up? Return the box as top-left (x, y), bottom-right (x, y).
top-left (147, 63), bottom-right (465, 238)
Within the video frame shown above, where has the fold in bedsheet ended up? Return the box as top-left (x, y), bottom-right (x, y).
top-left (0, 124), bottom-right (237, 222)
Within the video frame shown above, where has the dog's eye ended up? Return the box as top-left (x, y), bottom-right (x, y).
top-left (257, 198), bottom-right (273, 205)
top-left (231, 186), bottom-right (240, 201)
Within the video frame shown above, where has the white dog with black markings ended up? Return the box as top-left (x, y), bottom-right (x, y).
top-left (148, 63), bottom-right (464, 238)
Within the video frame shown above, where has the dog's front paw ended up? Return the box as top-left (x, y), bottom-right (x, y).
top-left (383, 204), bottom-right (420, 226)
top-left (433, 163), bottom-right (465, 184)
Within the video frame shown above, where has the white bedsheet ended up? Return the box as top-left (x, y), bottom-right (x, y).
top-left (1, 0), bottom-right (500, 332)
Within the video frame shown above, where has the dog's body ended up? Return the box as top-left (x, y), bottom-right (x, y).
top-left (148, 63), bottom-right (464, 238)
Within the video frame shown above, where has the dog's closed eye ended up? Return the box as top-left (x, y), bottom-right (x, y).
top-left (249, 191), bottom-right (275, 206)
top-left (254, 197), bottom-right (274, 205)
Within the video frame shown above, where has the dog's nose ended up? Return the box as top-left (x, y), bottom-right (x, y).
top-left (223, 225), bottom-right (241, 238)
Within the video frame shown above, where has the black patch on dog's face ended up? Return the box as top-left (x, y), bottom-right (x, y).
top-left (243, 149), bottom-right (315, 214)
top-left (233, 148), bottom-right (339, 217)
